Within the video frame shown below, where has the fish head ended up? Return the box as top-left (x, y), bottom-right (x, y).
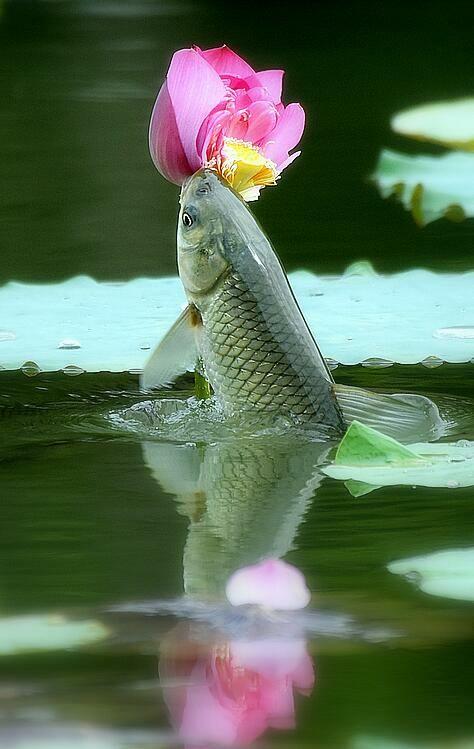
top-left (177, 169), bottom-right (246, 295)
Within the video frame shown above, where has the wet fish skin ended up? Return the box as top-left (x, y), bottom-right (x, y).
top-left (178, 169), bottom-right (345, 432)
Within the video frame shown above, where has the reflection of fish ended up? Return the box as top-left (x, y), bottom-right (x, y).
top-left (143, 437), bottom-right (329, 598)
top-left (143, 168), bottom-right (344, 432)
top-left (142, 169), bottom-right (443, 442)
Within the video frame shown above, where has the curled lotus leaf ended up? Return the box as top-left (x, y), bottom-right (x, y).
top-left (372, 149), bottom-right (474, 226)
top-left (391, 98), bottom-right (474, 151)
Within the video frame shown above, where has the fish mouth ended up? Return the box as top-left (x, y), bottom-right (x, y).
top-left (181, 168), bottom-right (230, 203)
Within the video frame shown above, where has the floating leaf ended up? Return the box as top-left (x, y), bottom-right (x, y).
top-left (334, 421), bottom-right (425, 467)
top-left (388, 548), bottom-right (474, 602)
top-left (1, 270), bottom-right (473, 373)
top-left (391, 98), bottom-right (474, 151)
top-left (353, 737), bottom-right (474, 749)
top-left (324, 424), bottom-right (474, 490)
top-left (372, 149), bottom-right (474, 226)
top-left (0, 614), bottom-right (108, 655)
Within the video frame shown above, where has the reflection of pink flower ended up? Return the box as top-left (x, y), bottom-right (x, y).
top-left (161, 627), bottom-right (314, 747)
top-left (149, 45), bottom-right (305, 199)
top-left (226, 558), bottom-right (311, 610)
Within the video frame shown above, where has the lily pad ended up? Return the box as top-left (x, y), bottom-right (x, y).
top-left (334, 421), bottom-right (425, 466)
top-left (0, 614), bottom-right (108, 655)
top-left (388, 548), bottom-right (474, 602)
top-left (0, 725), bottom-right (161, 749)
top-left (1, 269), bottom-right (474, 373)
top-left (353, 737), bottom-right (474, 749)
top-left (372, 149), bottom-right (474, 226)
top-left (323, 421), bottom-right (474, 490)
top-left (391, 98), bottom-right (474, 151)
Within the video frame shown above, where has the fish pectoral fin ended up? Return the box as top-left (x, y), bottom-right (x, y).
top-left (334, 383), bottom-right (445, 443)
top-left (140, 305), bottom-right (199, 391)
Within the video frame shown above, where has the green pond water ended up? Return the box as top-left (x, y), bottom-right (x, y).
top-left (1, 2), bottom-right (474, 748)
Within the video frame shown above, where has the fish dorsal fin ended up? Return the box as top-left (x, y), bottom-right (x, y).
top-left (140, 304), bottom-right (200, 391)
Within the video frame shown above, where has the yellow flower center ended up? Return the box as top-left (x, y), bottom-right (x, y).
top-left (212, 137), bottom-right (278, 201)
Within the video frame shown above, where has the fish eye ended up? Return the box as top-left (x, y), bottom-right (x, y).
top-left (182, 211), bottom-right (194, 228)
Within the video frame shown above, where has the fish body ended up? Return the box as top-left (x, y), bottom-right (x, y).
top-left (177, 170), bottom-right (344, 431)
top-left (194, 266), bottom-right (342, 427)
top-left (142, 169), bottom-right (443, 442)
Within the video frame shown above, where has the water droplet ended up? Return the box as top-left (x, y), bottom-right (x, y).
top-left (433, 326), bottom-right (474, 340)
top-left (0, 330), bottom-right (16, 342)
top-left (421, 356), bottom-right (444, 368)
top-left (325, 358), bottom-right (339, 371)
top-left (446, 479), bottom-right (460, 488)
top-left (139, 342), bottom-right (151, 350)
top-left (58, 338), bottom-right (81, 349)
top-left (62, 365), bottom-right (85, 376)
top-left (343, 260), bottom-right (377, 277)
top-left (362, 358), bottom-right (394, 368)
top-left (21, 361), bottom-right (40, 377)
top-left (309, 291), bottom-right (324, 297)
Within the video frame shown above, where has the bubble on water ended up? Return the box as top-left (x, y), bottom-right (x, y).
top-left (361, 357), bottom-right (394, 368)
top-left (139, 342), bottom-right (151, 350)
top-left (129, 368), bottom-right (144, 375)
top-left (58, 338), bottom-right (81, 349)
top-left (21, 361), bottom-right (40, 377)
top-left (0, 330), bottom-right (16, 342)
top-left (325, 357), bottom-right (339, 371)
top-left (433, 325), bottom-right (474, 340)
top-left (343, 260), bottom-right (378, 277)
top-left (456, 439), bottom-right (471, 448)
top-left (421, 355), bottom-right (444, 368)
top-left (406, 570), bottom-right (422, 585)
top-left (62, 365), bottom-right (85, 376)
top-left (446, 479), bottom-right (460, 488)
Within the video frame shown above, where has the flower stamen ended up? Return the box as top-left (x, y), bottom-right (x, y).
top-left (207, 137), bottom-right (278, 201)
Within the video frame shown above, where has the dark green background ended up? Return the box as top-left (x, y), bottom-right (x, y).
top-left (1, 0), bottom-right (473, 285)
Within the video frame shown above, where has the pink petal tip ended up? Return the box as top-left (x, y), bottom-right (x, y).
top-left (226, 559), bottom-right (311, 611)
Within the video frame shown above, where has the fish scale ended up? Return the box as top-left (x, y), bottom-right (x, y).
top-left (198, 268), bottom-right (343, 427)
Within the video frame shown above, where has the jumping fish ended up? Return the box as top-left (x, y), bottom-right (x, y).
top-left (142, 169), bottom-right (443, 441)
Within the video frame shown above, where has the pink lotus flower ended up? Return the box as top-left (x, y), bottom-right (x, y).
top-left (225, 558), bottom-right (311, 610)
top-left (149, 45), bottom-right (305, 200)
top-left (160, 624), bottom-right (315, 747)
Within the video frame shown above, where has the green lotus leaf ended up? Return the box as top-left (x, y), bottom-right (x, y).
top-left (353, 737), bottom-right (474, 749)
top-left (391, 98), bottom-right (474, 151)
top-left (324, 421), bottom-right (474, 490)
top-left (0, 614), bottom-right (108, 655)
top-left (334, 421), bottom-right (426, 466)
top-left (388, 548), bottom-right (474, 602)
top-left (1, 269), bottom-right (473, 374)
top-left (372, 149), bottom-right (474, 226)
